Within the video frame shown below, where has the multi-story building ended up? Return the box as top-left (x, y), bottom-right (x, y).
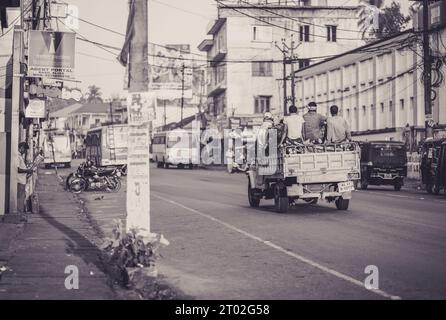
top-left (295, 21), bottom-right (446, 148)
top-left (198, 0), bottom-right (364, 131)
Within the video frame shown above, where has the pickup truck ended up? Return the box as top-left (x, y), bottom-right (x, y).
top-left (246, 142), bottom-right (361, 213)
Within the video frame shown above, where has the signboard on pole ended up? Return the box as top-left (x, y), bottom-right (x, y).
top-left (25, 99), bottom-right (45, 118)
top-left (28, 30), bottom-right (76, 80)
top-left (127, 91), bottom-right (156, 126)
top-left (126, 92), bottom-right (155, 233)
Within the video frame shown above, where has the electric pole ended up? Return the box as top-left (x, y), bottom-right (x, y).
top-left (275, 34), bottom-right (300, 116)
top-left (422, 0), bottom-right (433, 138)
top-left (126, 0), bottom-right (150, 232)
top-left (180, 63), bottom-right (185, 127)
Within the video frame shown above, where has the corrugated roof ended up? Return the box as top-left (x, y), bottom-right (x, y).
top-left (50, 103), bottom-right (83, 118)
top-left (75, 103), bottom-right (111, 114)
top-left (50, 102), bottom-right (114, 118)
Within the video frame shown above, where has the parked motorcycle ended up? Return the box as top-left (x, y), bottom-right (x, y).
top-left (67, 161), bottom-right (123, 194)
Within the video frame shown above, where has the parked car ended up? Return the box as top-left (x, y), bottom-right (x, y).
top-left (358, 141), bottom-right (407, 191)
top-left (420, 138), bottom-right (446, 194)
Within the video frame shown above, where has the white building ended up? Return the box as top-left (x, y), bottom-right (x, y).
top-left (198, 0), bottom-right (364, 131)
top-left (294, 27), bottom-right (446, 148)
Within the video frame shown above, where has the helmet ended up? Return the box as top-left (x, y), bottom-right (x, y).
top-left (263, 112), bottom-right (273, 121)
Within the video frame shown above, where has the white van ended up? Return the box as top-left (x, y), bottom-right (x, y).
top-left (152, 130), bottom-right (195, 169)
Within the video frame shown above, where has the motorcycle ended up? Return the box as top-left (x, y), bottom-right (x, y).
top-left (67, 162), bottom-right (123, 194)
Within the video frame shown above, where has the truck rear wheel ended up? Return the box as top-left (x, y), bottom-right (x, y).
top-left (335, 197), bottom-right (350, 210)
top-left (274, 184), bottom-right (288, 213)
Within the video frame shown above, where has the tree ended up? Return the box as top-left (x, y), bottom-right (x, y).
top-left (86, 85), bottom-right (103, 103)
top-left (358, 0), bottom-right (410, 41)
top-left (375, 2), bottom-right (411, 39)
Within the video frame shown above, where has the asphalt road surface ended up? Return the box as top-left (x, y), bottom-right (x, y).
top-left (60, 161), bottom-right (446, 300)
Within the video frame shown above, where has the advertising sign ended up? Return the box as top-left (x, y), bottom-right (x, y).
top-left (25, 99), bottom-right (46, 118)
top-left (148, 44), bottom-right (193, 100)
top-left (127, 91), bottom-right (156, 126)
top-left (28, 30), bottom-right (76, 80)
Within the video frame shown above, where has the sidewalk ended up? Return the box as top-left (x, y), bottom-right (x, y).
top-left (0, 171), bottom-right (135, 300)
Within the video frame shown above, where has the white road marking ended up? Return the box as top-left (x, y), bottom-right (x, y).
top-left (153, 193), bottom-right (402, 300)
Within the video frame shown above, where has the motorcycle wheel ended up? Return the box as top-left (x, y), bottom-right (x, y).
top-left (65, 173), bottom-right (76, 190)
top-left (69, 177), bottom-right (87, 194)
top-left (106, 178), bottom-right (122, 193)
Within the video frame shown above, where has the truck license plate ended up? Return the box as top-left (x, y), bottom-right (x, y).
top-left (384, 173), bottom-right (393, 179)
top-left (338, 181), bottom-right (354, 193)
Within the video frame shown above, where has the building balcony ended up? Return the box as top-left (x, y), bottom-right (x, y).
top-left (208, 81), bottom-right (227, 98)
top-left (210, 48), bottom-right (227, 66)
top-left (198, 39), bottom-right (214, 52)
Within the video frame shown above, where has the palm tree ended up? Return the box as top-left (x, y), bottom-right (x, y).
top-left (86, 85), bottom-right (103, 103)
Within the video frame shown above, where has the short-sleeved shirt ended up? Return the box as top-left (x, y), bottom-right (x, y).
top-left (18, 154), bottom-right (27, 185)
top-left (326, 116), bottom-right (351, 143)
top-left (283, 114), bottom-right (305, 140)
top-left (303, 112), bottom-right (327, 141)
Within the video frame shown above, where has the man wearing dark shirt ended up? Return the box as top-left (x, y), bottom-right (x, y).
top-left (303, 102), bottom-right (327, 143)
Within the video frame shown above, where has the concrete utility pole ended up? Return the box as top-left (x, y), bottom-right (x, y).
top-left (126, 0), bottom-right (151, 232)
top-left (275, 34), bottom-right (300, 116)
top-left (422, 0), bottom-right (433, 138)
top-left (180, 63), bottom-right (185, 127)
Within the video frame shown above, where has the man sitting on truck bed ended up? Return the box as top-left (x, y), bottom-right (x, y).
top-left (303, 101), bottom-right (327, 144)
top-left (326, 105), bottom-right (352, 143)
top-left (281, 105), bottom-right (305, 145)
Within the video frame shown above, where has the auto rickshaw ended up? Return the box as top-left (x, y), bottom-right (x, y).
top-left (420, 138), bottom-right (446, 194)
top-left (358, 141), bottom-right (407, 191)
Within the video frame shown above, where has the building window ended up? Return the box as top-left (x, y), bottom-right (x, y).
top-left (400, 99), bottom-right (405, 110)
top-left (327, 25), bottom-right (337, 42)
top-left (252, 62), bottom-right (272, 77)
top-left (298, 59), bottom-right (310, 69)
top-left (252, 25), bottom-right (272, 42)
top-left (299, 25), bottom-right (310, 42)
top-left (381, 102), bottom-right (385, 113)
top-left (254, 96), bottom-right (271, 114)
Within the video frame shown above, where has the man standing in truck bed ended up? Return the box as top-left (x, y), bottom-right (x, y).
top-left (303, 102), bottom-right (327, 143)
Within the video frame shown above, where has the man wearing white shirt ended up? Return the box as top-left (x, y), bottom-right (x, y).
top-left (282, 105), bottom-right (305, 144)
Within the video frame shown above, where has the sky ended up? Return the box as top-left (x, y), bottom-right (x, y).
top-left (63, 0), bottom-right (216, 99)
top-left (63, 0), bottom-right (410, 100)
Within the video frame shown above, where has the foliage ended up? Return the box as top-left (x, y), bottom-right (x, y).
top-left (86, 85), bottom-right (103, 103)
top-left (375, 2), bottom-right (411, 39)
top-left (100, 219), bottom-right (168, 285)
top-left (358, 0), bottom-right (411, 41)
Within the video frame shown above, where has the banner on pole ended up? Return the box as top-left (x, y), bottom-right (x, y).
top-left (28, 30), bottom-right (76, 80)
top-left (127, 91), bottom-right (156, 126)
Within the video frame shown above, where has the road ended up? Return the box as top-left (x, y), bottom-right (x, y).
top-left (60, 160), bottom-right (446, 300)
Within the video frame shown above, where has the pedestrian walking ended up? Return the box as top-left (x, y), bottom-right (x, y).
top-left (17, 142), bottom-right (33, 213)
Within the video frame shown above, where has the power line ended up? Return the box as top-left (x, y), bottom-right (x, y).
top-left (150, 0), bottom-right (210, 20)
top-left (62, 4), bottom-right (206, 58)
top-left (310, 62), bottom-right (422, 105)
top-left (0, 1), bottom-right (34, 38)
top-left (215, 0), bottom-right (364, 41)
top-left (234, 0), bottom-right (364, 34)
